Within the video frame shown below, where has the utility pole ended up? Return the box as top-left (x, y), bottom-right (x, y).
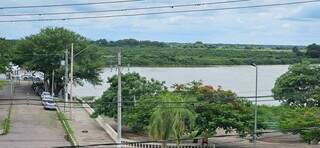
top-left (251, 63), bottom-right (258, 148)
top-left (10, 70), bottom-right (13, 104)
top-left (69, 43), bottom-right (74, 120)
top-left (117, 49), bottom-right (122, 148)
top-left (51, 70), bottom-right (55, 96)
top-left (64, 49), bottom-right (69, 112)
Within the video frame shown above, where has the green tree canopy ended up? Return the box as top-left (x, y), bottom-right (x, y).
top-left (279, 107), bottom-right (320, 144)
top-left (292, 46), bottom-right (303, 57)
top-left (0, 38), bottom-right (11, 73)
top-left (148, 92), bottom-right (195, 146)
top-left (195, 92), bottom-right (264, 138)
top-left (272, 62), bottom-right (320, 107)
top-left (14, 27), bottom-right (104, 94)
top-left (94, 75), bottom-right (266, 141)
top-left (92, 72), bottom-right (167, 131)
top-left (173, 82), bottom-right (266, 138)
top-left (306, 43), bottom-right (320, 58)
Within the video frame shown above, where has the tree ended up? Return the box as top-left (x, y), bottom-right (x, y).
top-left (92, 72), bottom-right (166, 131)
top-left (0, 38), bottom-right (11, 73)
top-left (194, 94), bottom-right (264, 138)
top-left (173, 82), bottom-right (266, 138)
top-left (279, 107), bottom-right (320, 144)
top-left (272, 62), bottom-right (320, 107)
top-left (306, 43), bottom-right (320, 58)
top-left (14, 27), bottom-right (104, 95)
top-left (292, 46), bottom-right (303, 57)
top-left (148, 92), bottom-right (195, 147)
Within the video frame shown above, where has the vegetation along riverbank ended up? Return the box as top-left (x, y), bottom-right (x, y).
top-left (1, 33), bottom-right (320, 68)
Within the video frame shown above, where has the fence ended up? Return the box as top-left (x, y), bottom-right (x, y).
top-left (122, 141), bottom-right (215, 148)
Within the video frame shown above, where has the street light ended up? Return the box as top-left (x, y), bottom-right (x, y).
top-left (251, 63), bottom-right (258, 148)
top-left (117, 49), bottom-right (122, 148)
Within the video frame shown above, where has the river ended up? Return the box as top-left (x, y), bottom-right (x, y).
top-left (74, 65), bottom-right (289, 105)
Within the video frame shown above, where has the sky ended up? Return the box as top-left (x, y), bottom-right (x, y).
top-left (0, 0), bottom-right (319, 45)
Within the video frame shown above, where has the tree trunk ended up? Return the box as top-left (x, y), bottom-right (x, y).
top-left (54, 83), bottom-right (64, 97)
top-left (44, 75), bottom-right (49, 92)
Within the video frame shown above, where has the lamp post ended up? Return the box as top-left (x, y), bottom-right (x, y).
top-left (117, 49), bottom-right (122, 148)
top-left (251, 63), bottom-right (258, 148)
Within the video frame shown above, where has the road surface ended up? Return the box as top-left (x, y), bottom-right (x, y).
top-left (0, 81), bottom-right (70, 148)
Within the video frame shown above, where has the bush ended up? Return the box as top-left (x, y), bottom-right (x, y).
top-left (279, 107), bottom-right (320, 144)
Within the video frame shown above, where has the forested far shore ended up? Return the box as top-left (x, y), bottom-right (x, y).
top-left (94, 39), bottom-right (320, 66)
top-left (1, 36), bottom-right (320, 69)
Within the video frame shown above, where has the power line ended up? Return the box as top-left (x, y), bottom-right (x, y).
top-left (0, 0), bottom-right (319, 23)
top-left (0, 97), bottom-right (279, 103)
top-left (0, 0), bottom-right (252, 17)
top-left (239, 95), bottom-right (273, 98)
top-left (12, 53), bottom-right (63, 56)
top-left (0, 0), bottom-right (143, 10)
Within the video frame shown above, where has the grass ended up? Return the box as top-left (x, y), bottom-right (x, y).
top-left (56, 111), bottom-right (78, 146)
top-left (1, 104), bottom-right (12, 135)
top-left (0, 80), bottom-right (6, 90)
top-left (46, 112), bottom-right (59, 129)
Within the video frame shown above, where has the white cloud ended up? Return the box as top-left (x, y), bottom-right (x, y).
top-left (0, 0), bottom-right (319, 45)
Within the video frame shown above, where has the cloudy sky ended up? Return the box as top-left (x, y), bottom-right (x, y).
top-left (0, 0), bottom-right (319, 45)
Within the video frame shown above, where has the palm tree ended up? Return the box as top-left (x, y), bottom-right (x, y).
top-left (148, 93), bottom-right (195, 148)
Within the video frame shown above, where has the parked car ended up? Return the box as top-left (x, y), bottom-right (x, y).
top-left (41, 96), bottom-right (54, 105)
top-left (21, 74), bottom-right (33, 80)
top-left (43, 100), bottom-right (56, 110)
top-left (41, 92), bottom-right (50, 100)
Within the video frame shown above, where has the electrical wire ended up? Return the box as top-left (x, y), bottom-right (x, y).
top-left (11, 53), bottom-right (63, 56)
top-left (0, 0), bottom-right (252, 17)
top-left (0, 97), bottom-right (279, 103)
top-left (0, 0), bottom-right (143, 10)
top-left (0, 0), bottom-right (319, 23)
top-left (0, 97), bottom-right (285, 110)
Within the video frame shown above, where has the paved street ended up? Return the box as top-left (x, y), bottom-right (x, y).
top-left (0, 82), bottom-right (11, 128)
top-left (0, 81), bottom-right (70, 148)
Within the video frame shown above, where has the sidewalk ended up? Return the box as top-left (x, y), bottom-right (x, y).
top-left (61, 102), bottom-right (114, 147)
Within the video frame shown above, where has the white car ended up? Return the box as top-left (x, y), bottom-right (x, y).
top-left (41, 96), bottom-right (53, 104)
top-left (41, 92), bottom-right (51, 99)
top-left (21, 74), bottom-right (32, 80)
top-left (43, 100), bottom-right (56, 110)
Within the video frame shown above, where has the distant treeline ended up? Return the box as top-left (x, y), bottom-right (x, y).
top-left (94, 38), bottom-right (304, 50)
top-left (92, 39), bottom-right (320, 66)
top-left (2, 37), bottom-right (320, 67)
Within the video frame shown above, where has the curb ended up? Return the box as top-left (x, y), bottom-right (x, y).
top-left (56, 105), bottom-right (78, 146)
top-left (0, 104), bottom-right (12, 135)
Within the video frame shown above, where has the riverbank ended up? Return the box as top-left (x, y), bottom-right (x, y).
top-left (98, 43), bottom-right (319, 66)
